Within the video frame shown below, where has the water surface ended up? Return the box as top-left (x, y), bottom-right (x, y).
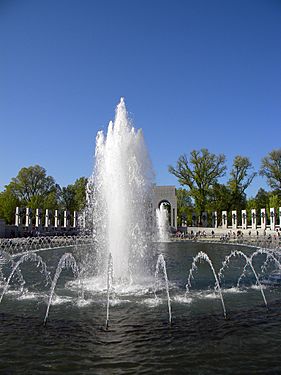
top-left (1, 242), bottom-right (281, 374)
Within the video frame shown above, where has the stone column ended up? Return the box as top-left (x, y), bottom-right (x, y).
top-left (222, 211), bottom-right (227, 229)
top-left (232, 210), bottom-right (237, 229)
top-left (202, 212), bottom-right (208, 227)
top-left (45, 209), bottom-right (52, 228)
top-left (212, 211), bottom-right (217, 228)
top-left (260, 208), bottom-right (266, 230)
top-left (279, 207), bottom-right (281, 229)
top-left (251, 209), bottom-right (257, 230)
top-left (270, 208), bottom-right (275, 231)
top-left (241, 210), bottom-right (247, 229)
top-left (73, 211), bottom-right (78, 228)
top-left (35, 208), bottom-right (42, 229)
top-left (63, 210), bottom-right (70, 228)
top-left (81, 211), bottom-right (86, 229)
top-left (55, 210), bottom-right (61, 229)
top-left (25, 208), bottom-right (32, 230)
top-left (192, 212), bottom-right (197, 227)
top-left (172, 208), bottom-right (176, 228)
top-left (15, 206), bottom-right (21, 226)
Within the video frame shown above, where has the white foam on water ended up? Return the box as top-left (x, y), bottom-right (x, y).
top-left (173, 295), bottom-right (193, 304)
top-left (141, 298), bottom-right (162, 307)
top-left (222, 287), bottom-right (245, 294)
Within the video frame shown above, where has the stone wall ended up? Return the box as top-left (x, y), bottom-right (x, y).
top-left (183, 207), bottom-right (281, 231)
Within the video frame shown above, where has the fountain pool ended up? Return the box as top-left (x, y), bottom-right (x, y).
top-left (1, 241), bottom-right (281, 374)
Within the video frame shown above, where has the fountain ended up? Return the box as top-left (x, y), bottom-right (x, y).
top-left (156, 203), bottom-right (170, 242)
top-left (0, 99), bottom-right (281, 374)
top-left (83, 97), bottom-right (154, 283)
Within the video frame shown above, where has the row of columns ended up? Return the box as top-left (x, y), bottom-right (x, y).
top-left (212, 207), bottom-right (281, 230)
top-left (15, 207), bottom-right (79, 230)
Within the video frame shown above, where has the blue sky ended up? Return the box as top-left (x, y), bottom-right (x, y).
top-left (0, 0), bottom-right (280, 197)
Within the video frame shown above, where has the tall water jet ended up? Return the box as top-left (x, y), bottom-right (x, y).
top-left (154, 253), bottom-right (172, 325)
top-left (105, 253), bottom-right (113, 328)
top-left (85, 98), bottom-right (154, 283)
top-left (156, 203), bottom-right (170, 242)
top-left (44, 253), bottom-right (79, 325)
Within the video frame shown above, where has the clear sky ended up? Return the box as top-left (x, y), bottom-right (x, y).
top-left (0, 0), bottom-right (280, 197)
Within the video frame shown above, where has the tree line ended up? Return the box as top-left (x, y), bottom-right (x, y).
top-left (0, 148), bottom-right (280, 227)
top-left (169, 148), bottom-right (281, 226)
top-left (0, 165), bottom-right (87, 224)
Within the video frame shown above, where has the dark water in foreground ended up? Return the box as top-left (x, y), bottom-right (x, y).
top-left (1, 242), bottom-right (281, 374)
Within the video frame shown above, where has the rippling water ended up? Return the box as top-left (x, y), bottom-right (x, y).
top-left (1, 242), bottom-right (281, 374)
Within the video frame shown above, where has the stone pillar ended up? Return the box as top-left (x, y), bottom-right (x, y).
top-left (172, 208), bottom-right (175, 228)
top-left (63, 210), bottom-right (70, 228)
top-left (192, 212), bottom-right (197, 226)
top-left (279, 207), bottom-right (281, 229)
top-left (202, 212), bottom-right (208, 227)
top-left (212, 211), bottom-right (217, 228)
top-left (222, 211), bottom-right (227, 229)
top-left (54, 210), bottom-right (61, 229)
top-left (82, 211), bottom-right (86, 228)
top-left (232, 210), bottom-right (237, 229)
top-left (35, 208), bottom-right (42, 229)
top-left (73, 211), bottom-right (78, 228)
top-left (15, 206), bottom-right (21, 226)
top-left (241, 210), bottom-right (247, 229)
top-left (270, 208), bottom-right (275, 231)
top-left (251, 209), bottom-right (257, 230)
top-left (45, 209), bottom-right (52, 228)
top-left (25, 208), bottom-right (32, 230)
top-left (260, 208), bottom-right (266, 230)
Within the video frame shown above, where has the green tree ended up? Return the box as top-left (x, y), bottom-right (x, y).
top-left (176, 188), bottom-right (193, 226)
top-left (0, 165), bottom-right (58, 224)
top-left (268, 193), bottom-right (280, 212)
top-left (0, 187), bottom-right (20, 224)
top-left (60, 177), bottom-right (87, 212)
top-left (245, 188), bottom-right (281, 223)
top-left (254, 188), bottom-right (269, 212)
top-left (228, 155), bottom-right (256, 211)
top-left (73, 177), bottom-right (87, 211)
top-left (169, 149), bottom-right (226, 219)
top-left (60, 185), bottom-right (76, 211)
top-left (260, 149), bottom-right (281, 191)
top-left (208, 183), bottom-right (232, 213)
top-left (8, 165), bottom-right (56, 204)
top-left (43, 185), bottom-right (61, 211)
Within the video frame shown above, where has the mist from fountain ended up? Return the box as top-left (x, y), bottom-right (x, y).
top-left (156, 203), bottom-right (170, 242)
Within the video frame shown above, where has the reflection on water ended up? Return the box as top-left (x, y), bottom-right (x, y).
top-left (1, 242), bottom-right (281, 374)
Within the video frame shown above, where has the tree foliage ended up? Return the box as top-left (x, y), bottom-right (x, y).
top-left (207, 183), bottom-right (232, 213)
top-left (169, 149), bottom-right (226, 215)
top-left (176, 188), bottom-right (193, 226)
top-left (60, 177), bottom-right (87, 211)
top-left (260, 149), bottom-right (281, 191)
top-left (0, 187), bottom-right (20, 224)
top-left (0, 165), bottom-right (87, 224)
top-left (227, 155), bottom-right (256, 210)
top-left (8, 165), bottom-right (56, 203)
